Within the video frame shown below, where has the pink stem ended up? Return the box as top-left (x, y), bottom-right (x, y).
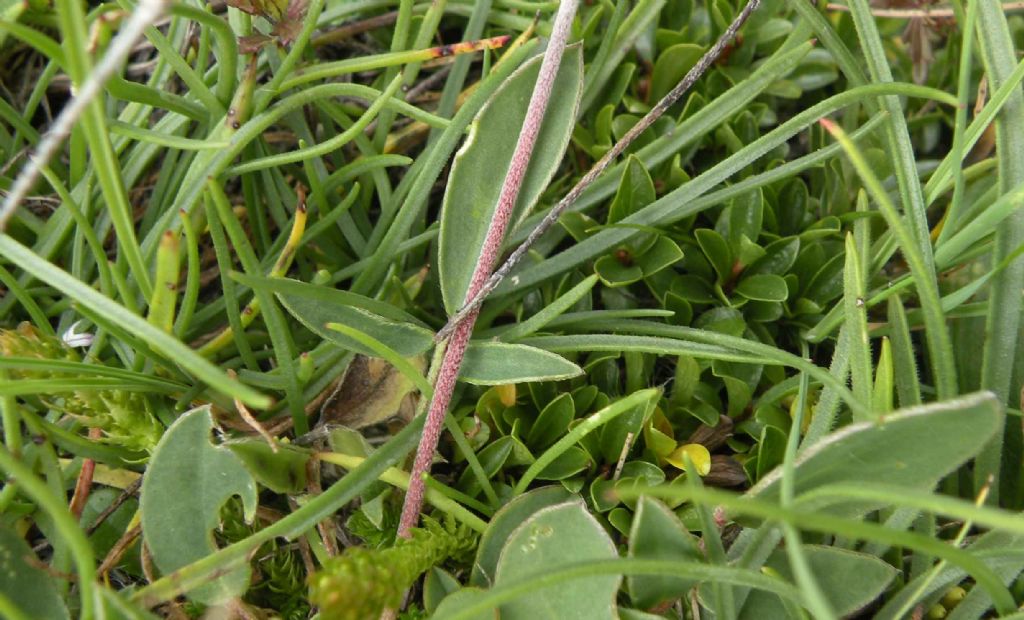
top-left (397, 0), bottom-right (580, 538)
top-left (435, 0), bottom-right (763, 341)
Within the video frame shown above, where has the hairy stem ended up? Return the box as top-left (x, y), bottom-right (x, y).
top-left (397, 0), bottom-right (580, 537)
top-left (436, 0), bottom-right (763, 340)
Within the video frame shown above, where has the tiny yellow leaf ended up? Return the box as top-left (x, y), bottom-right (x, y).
top-left (496, 384), bottom-right (517, 407)
top-left (666, 443), bottom-right (711, 476)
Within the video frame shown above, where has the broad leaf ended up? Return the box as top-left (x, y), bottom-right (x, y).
top-left (424, 568), bottom-right (462, 615)
top-left (471, 486), bottom-right (576, 586)
top-left (494, 501), bottom-right (620, 619)
top-left (526, 392), bottom-right (576, 450)
top-left (609, 156), bottom-right (656, 224)
top-left (735, 274), bottom-right (788, 302)
top-left (278, 290), bottom-right (433, 358)
top-left (749, 392), bottom-right (1003, 516)
top-left (0, 526), bottom-right (69, 620)
top-left (746, 237), bottom-right (800, 276)
top-left (226, 439), bottom-right (311, 494)
top-left (140, 407), bottom-right (258, 604)
top-left (627, 496), bottom-right (702, 608)
top-left (535, 446), bottom-right (592, 480)
top-left (695, 228), bottom-right (733, 285)
top-left (738, 546), bottom-right (896, 619)
top-left (725, 189), bottom-right (764, 256)
top-left (433, 587), bottom-right (494, 620)
top-left (237, 274), bottom-right (434, 357)
top-left (650, 43), bottom-right (704, 100)
top-left (438, 44), bottom-right (585, 314)
top-left (461, 342), bottom-right (583, 384)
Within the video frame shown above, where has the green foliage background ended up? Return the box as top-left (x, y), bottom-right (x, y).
top-left (1, 0), bottom-right (1024, 618)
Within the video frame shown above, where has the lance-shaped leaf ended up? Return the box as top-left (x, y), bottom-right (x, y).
top-left (438, 44), bottom-right (585, 314)
top-left (747, 392), bottom-right (1003, 518)
top-left (140, 407), bottom-right (258, 604)
top-left (460, 342), bottom-right (584, 385)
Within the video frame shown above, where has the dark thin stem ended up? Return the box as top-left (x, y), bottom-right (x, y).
top-left (0, 0), bottom-right (171, 230)
top-left (397, 0), bottom-right (580, 538)
top-left (435, 0), bottom-right (762, 341)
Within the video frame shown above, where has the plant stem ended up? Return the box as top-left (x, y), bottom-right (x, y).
top-left (0, 0), bottom-right (170, 231)
top-left (435, 0), bottom-right (763, 341)
top-left (396, 0), bottom-right (580, 538)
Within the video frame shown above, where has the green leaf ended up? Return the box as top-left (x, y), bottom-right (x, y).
top-left (650, 43), bottom-right (705, 100)
top-left (471, 486), bottom-right (576, 586)
top-left (433, 587), bottom-right (494, 620)
top-left (627, 496), bottom-right (702, 608)
top-left (493, 501), bottom-right (620, 619)
top-left (499, 275), bottom-right (600, 341)
top-left (424, 568), bottom-right (462, 615)
top-left (696, 228), bottom-right (734, 285)
top-left (738, 546), bottom-right (896, 619)
top-left (735, 274), bottom-right (789, 302)
top-left (609, 155), bottom-right (657, 224)
top-left (140, 407), bottom-right (258, 604)
top-left (756, 425), bottom-right (788, 481)
top-left (0, 526), bottom-right (69, 620)
top-left (637, 236), bottom-right (684, 277)
top-left (457, 438), bottom-right (513, 498)
top-left (225, 439), bottom-right (311, 494)
top-left (0, 237), bottom-right (268, 408)
top-left (590, 477), bottom-right (620, 512)
top-left (872, 337), bottom-right (894, 415)
top-left (801, 251), bottom-right (845, 306)
top-left (735, 235), bottom-right (766, 269)
top-left (526, 393), bottom-right (576, 450)
top-left (460, 342), bottom-right (584, 385)
top-left (726, 189), bottom-right (764, 256)
top-left (535, 446), bottom-right (592, 481)
top-left (271, 285), bottom-right (434, 358)
top-left (746, 237), bottom-right (800, 276)
top-left (595, 254), bottom-right (645, 287)
top-left (748, 392), bottom-right (1004, 517)
top-left (438, 44), bottom-right (585, 314)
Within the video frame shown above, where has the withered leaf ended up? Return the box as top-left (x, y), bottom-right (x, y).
top-left (238, 34), bottom-right (273, 54)
top-left (317, 354), bottom-right (426, 429)
top-left (704, 455), bottom-right (748, 488)
top-left (227, 0), bottom-right (309, 49)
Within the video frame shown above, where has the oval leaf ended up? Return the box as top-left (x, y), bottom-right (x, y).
top-left (494, 501), bottom-right (620, 619)
top-left (627, 496), bottom-right (703, 609)
top-left (651, 43), bottom-right (705, 100)
top-left (526, 393), bottom-right (576, 450)
top-left (471, 486), bottom-right (576, 586)
top-left (735, 274), bottom-right (789, 302)
top-left (140, 406), bottom-right (258, 604)
top-left (438, 44), bottom-right (585, 314)
top-left (748, 392), bottom-right (1003, 517)
top-left (461, 342), bottom-right (583, 385)
top-left (738, 546), bottom-right (896, 619)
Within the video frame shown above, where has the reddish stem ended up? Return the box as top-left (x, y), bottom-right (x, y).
top-left (435, 0), bottom-right (763, 341)
top-left (397, 0), bottom-right (580, 538)
top-left (69, 427), bottom-right (102, 519)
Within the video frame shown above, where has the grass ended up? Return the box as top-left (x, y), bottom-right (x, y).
top-left (1, 0), bottom-right (1024, 618)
